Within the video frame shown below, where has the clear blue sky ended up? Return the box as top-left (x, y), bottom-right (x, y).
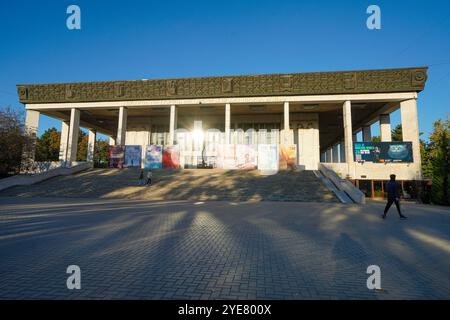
top-left (1, 0), bottom-right (449, 141)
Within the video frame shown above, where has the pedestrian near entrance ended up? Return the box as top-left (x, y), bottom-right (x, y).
top-left (138, 169), bottom-right (144, 186)
top-left (146, 169), bottom-right (152, 186)
top-left (382, 174), bottom-right (407, 220)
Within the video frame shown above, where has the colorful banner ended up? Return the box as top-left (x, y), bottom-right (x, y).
top-left (109, 146), bottom-right (125, 168)
top-left (124, 145), bottom-right (142, 167)
top-left (257, 144), bottom-right (278, 172)
top-left (144, 145), bottom-right (163, 169)
top-left (217, 144), bottom-right (237, 169)
top-left (163, 145), bottom-right (181, 169)
top-left (279, 144), bottom-right (297, 170)
top-left (236, 144), bottom-right (257, 170)
top-left (354, 142), bottom-right (413, 163)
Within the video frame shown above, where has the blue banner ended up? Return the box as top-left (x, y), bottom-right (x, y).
top-left (354, 142), bottom-right (413, 163)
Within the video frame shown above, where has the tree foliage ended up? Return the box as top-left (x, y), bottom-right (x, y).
top-left (391, 124), bottom-right (403, 142)
top-left (0, 107), bottom-right (33, 176)
top-left (94, 140), bottom-right (110, 167)
top-left (77, 130), bottom-right (88, 161)
top-left (36, 127), bottom-right (60, 161)
top-left (425, 117), bottom-right (450, 205)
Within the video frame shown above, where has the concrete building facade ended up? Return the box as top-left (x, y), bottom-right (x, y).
top-left (18, 67), bottom-right (428, 197)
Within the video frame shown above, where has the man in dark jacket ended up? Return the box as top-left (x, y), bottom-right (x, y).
top-left (383, 174), bottom-right (407, 219)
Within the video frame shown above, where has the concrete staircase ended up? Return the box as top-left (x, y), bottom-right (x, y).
top-left (1, 168), bottom-right (339, 202)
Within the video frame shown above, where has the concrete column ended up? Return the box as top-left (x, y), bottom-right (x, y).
top-left (325, 148), bottom-right (332, 163)
top-left (21, 110), bottom-right (40, 168)
top-left (109, 136), bottom-right (116, 146)
top-left (225, 103), bottom-right (231, 144)
top-left (339, 141), bottom-right (346, 163)
top-left (379, 114), bottom-right (392, 142)
top-left (59, 121), bottom-right (70, 161)
top-left (168, 105), bottom-right (177, 145)
top-left (332, 144), bottom-right (339, 163)
top-left (343, 101), bottom-right (354, 169)
top-left (116, 107), bottom-right (128, 145)
top-left (400, 99), bottom-right (422, 179)
top-left (362, 126), bottom-right (372, 142)
top-left (87, 129), bottom-right (96, 163)
top-left (66, 108), bottom-right (80, 164)
top-left (283, 102), bottom-right (290, 131)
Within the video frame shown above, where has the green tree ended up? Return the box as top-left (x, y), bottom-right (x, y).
top-left (371, 136), bottom-right (381, 142)
top-left (76, 130), bottom-right (88, 161)
top-left (391, 124), bottom-right (403, 141)
top-left (35, 127), bottom-right (61, 161)
top-left (0, 106), bottom-right (32, 176)
top-left (427, 117), bottom-right (450, 205)
top-left (94, 140), bottom-right (109, 167)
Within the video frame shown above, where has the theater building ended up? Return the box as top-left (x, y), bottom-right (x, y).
top-left (18, 67), bottom-right (428, 198)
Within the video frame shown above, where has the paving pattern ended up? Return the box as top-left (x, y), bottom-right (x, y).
top-left (1, 168), bottom-right (338, 202)
top-left (0, 197), bottom-right (449, 299)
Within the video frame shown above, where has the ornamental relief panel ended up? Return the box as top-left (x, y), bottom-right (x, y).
top-left (17, 67), bottom-right (427, 103)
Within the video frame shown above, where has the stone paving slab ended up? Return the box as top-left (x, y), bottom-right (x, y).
top-left (0, 197), bottom-right (449, 299)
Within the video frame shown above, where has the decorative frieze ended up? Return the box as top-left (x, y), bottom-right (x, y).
top-left (17, 67), bottom-right (427, 104)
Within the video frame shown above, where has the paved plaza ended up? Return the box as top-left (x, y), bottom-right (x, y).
top-left (0, 196), bottom-right (449, 299)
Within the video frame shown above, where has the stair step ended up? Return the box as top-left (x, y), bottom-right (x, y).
top-left (1, 168), bottom-right (339, 202)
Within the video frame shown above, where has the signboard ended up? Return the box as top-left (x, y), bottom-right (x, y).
top-left (163, 145), bottom-right (181, 169)
top-left (279, 145), bottom-right (297, 170)
top-left (124, 145), bottom-right (142, 167)
top-left (109, 146), bottom-right (125, 168)
top-left (353, 142), bottom-right (413, 163)
top-left (144, 145), bottom-right (163, 169)
top-left (257, 144), bottom-right (279, 173)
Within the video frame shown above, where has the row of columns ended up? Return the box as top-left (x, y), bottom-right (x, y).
top-left (22, 108), bottom-right (97, 167)
top-left (322, 99), bottom-right (421, 176)
top-left (323, 111), bottom-right (393, 163)
top-left (24, 99), bottom-right (421, 175)
top-left (58, 108), bottom-right (96, 165)
top-left (112, 102), bottom-right (291, 147)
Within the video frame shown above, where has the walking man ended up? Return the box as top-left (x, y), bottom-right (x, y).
top-left (138, 169), bottom-right (144, 186)
top-left (146, 169), bottom-right (152, 186)
top-left (382, 174), bottom-right (407, 220)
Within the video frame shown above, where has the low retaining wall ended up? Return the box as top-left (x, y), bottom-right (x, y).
top-left (0, 162), bottom-right (91, 192)
top-left (319, 163), bottom-right (366, 204)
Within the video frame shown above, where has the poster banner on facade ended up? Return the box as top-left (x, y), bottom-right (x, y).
top-left (353, 142), bottom-right (413, 163)
top-left (217, 144), bottom-right (237, 169)
top-left (144, 145), bottom-right (163, 169)
top-left (124, 145), bottom-right (142, 167)
top-left (163, 145), bottom-right (181, 169)
top-left (235, 144), bottom-right (257, 170)
top-left (109, 146), bottom-right (125, 168)
top-left (279, 144), bottom-right (297, 170)
top-left (257, 144), bottom-right (278, 173)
